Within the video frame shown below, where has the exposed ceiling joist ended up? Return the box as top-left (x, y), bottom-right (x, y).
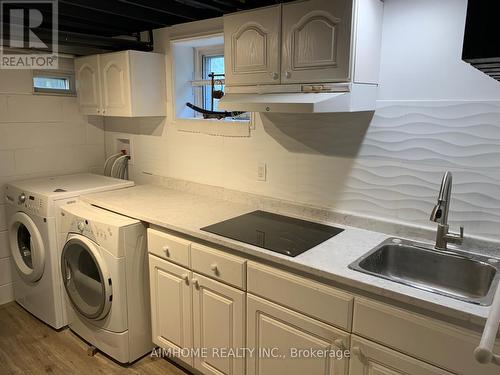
top-left (119, 0), bottom-right (219, 21)
top-left (7, 0), bottom-right (292, 56)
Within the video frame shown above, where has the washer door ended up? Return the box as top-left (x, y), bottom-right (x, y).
top-left (61, 236), bottom-right (112, 321)
top-left (8, 212), bottom-right (45, 282)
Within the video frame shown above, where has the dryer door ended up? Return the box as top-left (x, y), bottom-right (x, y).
top-left (8, 212), bottom-right (45, 282)
top-left (61, 235), bottom-right (113, 320)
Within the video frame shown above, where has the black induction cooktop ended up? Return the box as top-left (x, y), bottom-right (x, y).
top-left (201, 210), bottom-right (344, 257)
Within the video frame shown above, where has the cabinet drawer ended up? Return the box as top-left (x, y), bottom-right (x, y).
top-left (353, 298), bottom-right (500, 375)
top-left (147, 228), bottom-right (190, 267)
top-left (191, 243), bottom-right (246, 289)
top-left (247, 261), bottom-right (353, 331)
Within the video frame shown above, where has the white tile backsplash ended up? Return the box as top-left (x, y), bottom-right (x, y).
top-left (0, 284), bottom-right (13, 305)
top-left (5, 95), bottom-right (64, 123)
top-left (0, 151), bottom-right (16, 177)
top-left (0, 205), bottom-right (6, 232)
top-left (0, 231), bottom-right (8, 259)
top-left (0, 258), bottom-right (12, 286)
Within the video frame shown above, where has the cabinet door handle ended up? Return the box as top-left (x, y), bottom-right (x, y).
top-left (162, 246), bottom-right (170, 257)
top-left (192, 278), bottom-right (199, 289)
top-left (351, 346), bottom-right (365, 361)
top-left (181, 274), bottom-right (189, 284)
top-left (285, 71), bottom-right (291, 79)
top-left (270, 72), bottom-right (279, 80)
top-left (334, 339), bottom-right (344, 350)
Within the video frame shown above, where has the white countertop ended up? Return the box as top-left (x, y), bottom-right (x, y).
top-left (82, 184), bottom-right (493, 324)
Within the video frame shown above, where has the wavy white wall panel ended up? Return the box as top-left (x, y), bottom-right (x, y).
top-left (323, 101), bottom-right (500, 240)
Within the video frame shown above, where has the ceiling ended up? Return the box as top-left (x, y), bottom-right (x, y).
top-left (2, 0), bottom-right (291, 56)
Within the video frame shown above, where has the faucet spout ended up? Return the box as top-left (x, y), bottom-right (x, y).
top-left (430, 171), bottom-right (452, 224)
top-left (430, 171), bottom-right (464, 250)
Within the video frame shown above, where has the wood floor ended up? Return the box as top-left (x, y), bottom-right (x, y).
top-left (0, 302), bottom-right (191, 375)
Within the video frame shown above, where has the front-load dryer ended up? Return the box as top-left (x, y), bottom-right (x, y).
top-left (4, 173), bottom-right (134, 329)
top-left (60, 202), bottom-right (151, 363)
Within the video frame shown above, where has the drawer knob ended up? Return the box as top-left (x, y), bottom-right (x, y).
top-left (162, 246), bottom-right (170, 257)
top-left (210, 263), bottom-right (218, 272)
top-left (192, 278), bottom-right (199, 289)
top-left (351, 346), bottom-right (365, 361)
top-left (334, 339), bottom-right (344, 350)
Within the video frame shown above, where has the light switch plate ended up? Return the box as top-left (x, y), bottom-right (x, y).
top-left (257, 162), bottom-right (267, 181)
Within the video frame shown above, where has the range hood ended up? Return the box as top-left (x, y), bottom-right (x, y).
top-left (218, 84), bottom-right (378, 113)
top-left (462, 1), bottom-right (500, 81)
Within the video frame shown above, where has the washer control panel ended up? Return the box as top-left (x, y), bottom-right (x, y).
top-left (4, 186), bottom-right (47, 216)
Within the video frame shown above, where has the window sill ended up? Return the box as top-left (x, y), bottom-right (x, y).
top-left (173, 117), bottom-right (252, 137)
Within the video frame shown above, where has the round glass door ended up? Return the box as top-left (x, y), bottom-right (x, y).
top-left (8, 212), bottom-right (45, 282)
top-left (61, 236), bottom-right (112, 320)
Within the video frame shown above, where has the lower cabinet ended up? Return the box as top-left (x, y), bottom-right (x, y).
top-left (149, 232), bottom-right (489, 375)
top-left (149, 254), bottom-right (246, 375)
top-left (247, 294), bottom-right (350, 375)
top-left (349, 336), bottom-right (454, 375)
top-left (149, 254), bottom-right (194, 365)
top-left (192, 273), bottom-right (246, 375)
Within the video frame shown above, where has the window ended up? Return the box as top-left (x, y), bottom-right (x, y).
top-left (201, 54), bottom-right (224, 112)
top-left (172, 35), bottom-right (249, 123)
top-left (32, 70), bottom-right (75, 96)
top-left (193, 49), bottom-right (249, 120)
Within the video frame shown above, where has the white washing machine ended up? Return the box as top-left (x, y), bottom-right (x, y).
top-left (4, 173), bottom-right (134, 329)
top-left (60, 202), bottom-right (152, 363)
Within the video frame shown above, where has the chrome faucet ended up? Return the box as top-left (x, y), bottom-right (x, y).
top-left (430, 171), bottom-right (464, 250)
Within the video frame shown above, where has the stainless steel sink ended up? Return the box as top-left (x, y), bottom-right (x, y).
top-left (349, 238), bottom-right (500, 306)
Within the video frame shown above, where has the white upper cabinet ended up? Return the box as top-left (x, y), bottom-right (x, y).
top-left (223, 0), bottom-right (383, 90)
top-left (99, 51), bottom-right (131, 116)
top-left (75, 50), bottom-right (166, 117)
top-left (281, 0), bottom-right (352, 84)
top-left (75, 55), bottom-right (101, 115)
top-left (224, 5), bottom-right (281, 86)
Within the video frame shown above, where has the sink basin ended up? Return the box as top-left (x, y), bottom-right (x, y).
top-left (349, 238), bottom-right (500, 305)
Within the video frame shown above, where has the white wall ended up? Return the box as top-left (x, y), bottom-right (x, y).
top-left (104, 0), bottom-right (500, 241)
top-left (0, 69), bottom-right (105, 304)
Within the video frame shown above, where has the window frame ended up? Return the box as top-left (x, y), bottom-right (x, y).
top-left (32, 70), bottom-right (76, 96)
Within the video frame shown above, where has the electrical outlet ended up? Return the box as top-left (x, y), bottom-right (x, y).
top-left (257, 162), bottom-right (267, 181)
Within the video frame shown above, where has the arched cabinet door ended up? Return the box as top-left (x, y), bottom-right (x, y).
top-left (224, 5), bottom-right (281, 86)
top-left (99, 51), bottom-right (132, 116)
top-left (75, 55), bottom-right (101, 115)
top-left (281, 0), bottom-right (352, 84)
